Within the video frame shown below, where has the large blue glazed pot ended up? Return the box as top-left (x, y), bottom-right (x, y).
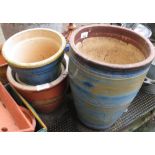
top-left (69, 24), bottom-right (155, 130)
top-left (2, 28), bottom-right (66, 85)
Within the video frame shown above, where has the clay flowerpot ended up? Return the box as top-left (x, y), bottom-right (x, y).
top-left (7, 54), bottom-right (69, 113)
top-left (0, 82), bottom-right (34, 132)
top-left (0, 44), bottom-right (8, 84)
top-left (69, 24), bottom-right (155, 129)
top-left (19, 106), bottom-right (36, 130)
top-left (2, 28), bottom-right (66, 85)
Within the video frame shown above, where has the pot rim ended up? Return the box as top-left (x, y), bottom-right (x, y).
top-left (0, 62), bottom-right (8, 67)
top-left (19, 106), bottom-right (36, 130)
top-left (7, 54), bottom-right (69, 92)
top-left (2, 28), bottom-right (66, 69)
top-left (70, 24), bottom-right (155, 70)
top-left (0, 43), bottom-right (8, 67)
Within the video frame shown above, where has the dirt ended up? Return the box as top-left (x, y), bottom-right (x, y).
top-left (76, 37), bottom-right (145, 64)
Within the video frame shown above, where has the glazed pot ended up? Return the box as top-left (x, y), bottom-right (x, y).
top-left (69, 24), bottom-right (155, 130)
top-left (7, 54), bottom-right (69, 113)
top-left (146, 58), bottom-right (155, 80)
top-left (2, 28), bottom-right (66, 85)
top-left (0, 44), bottom-right (8, 84)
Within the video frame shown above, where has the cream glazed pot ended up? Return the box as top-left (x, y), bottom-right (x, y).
top-left (2, 28), bottom-right (66, 85)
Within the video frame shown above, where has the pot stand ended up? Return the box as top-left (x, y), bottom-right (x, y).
top-left (37, 88), bottom-right (155, 132)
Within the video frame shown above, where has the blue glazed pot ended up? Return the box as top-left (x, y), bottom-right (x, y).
top-left (12, 55), bottom-right (63, 85)
top-left (2, 28), bottom-right (66, 85)
top-left (69, 24), bottom-right (155, 130)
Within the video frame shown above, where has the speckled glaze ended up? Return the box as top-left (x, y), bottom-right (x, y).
top-left (7, 54), bottom-right (69, 113)
top-left (2, 28), bottom-right (66, 85)
top-left (69, 24), bottom-right (155, 129)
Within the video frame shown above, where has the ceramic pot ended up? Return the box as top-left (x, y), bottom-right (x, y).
top-left (2, 28), bottom-right (66, 85)
top-left (19, 106), bottom-right (36, 130)
top-left (69, 24), bottom-right (155, 129)
top-left (7, 54), bottom-right (69, 113)
top-left (0, 82), bottom-right (34, 132)
top-left (0, 44), bottom-right (8, 84)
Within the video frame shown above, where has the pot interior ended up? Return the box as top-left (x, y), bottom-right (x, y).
top-left (74, 26), bottom-right (151, 65)
top-left (3, 29), bottom-right (63, 63)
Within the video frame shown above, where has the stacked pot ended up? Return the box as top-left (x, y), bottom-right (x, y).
top-left (2, 28), bottom-right (68, 113)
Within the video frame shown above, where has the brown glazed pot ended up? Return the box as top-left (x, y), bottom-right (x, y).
top-left (7, 54), bottom-right (69, 113)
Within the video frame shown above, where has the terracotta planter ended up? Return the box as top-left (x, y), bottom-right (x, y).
top-left (7, 54), bottom-right (69, 113)
top-left (0, 44), bottom-right (8, 84)
top-left (2, 28), bottom-right (66, 85)
top-left (5, 83), bottom-right (47, 132)
top-left (20, 106), bottom-right (36, 130)
top-left (0, 82), bottom-right (34, 132)
top-left (69, 24), bottom-right (155, 129)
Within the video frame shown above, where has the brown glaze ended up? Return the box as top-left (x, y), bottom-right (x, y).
top-left (70, 24), bottom-right (155, 70)
top-left (7, 54), bottom-right (69, 113)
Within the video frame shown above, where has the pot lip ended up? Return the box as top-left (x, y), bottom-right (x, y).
top-left (0, 43), bottom-right (8, 67)
top-left (7, 54), bottom-right (69, 92)
top-left (2, 28), bottom-right (66, 69)
top-left (0, 62), bottom-right (8, 67)
top-left (70, 24), bottom-right (155, 70)
top-left (19, 106), bottom-right (36, 129)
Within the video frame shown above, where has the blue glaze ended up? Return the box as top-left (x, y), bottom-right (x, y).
top-left (70, 54), bottom-right (150, 79)
top-left (13, 55), bottom-right (63, 85)
top-left (74, 96), bottom-right (127, 129)
top-left (70, 79), bottom-right (139, 106)
top-left (69, 53), bottom-right (151, 130)
top-left (64, 43), bottom-right (70, 52)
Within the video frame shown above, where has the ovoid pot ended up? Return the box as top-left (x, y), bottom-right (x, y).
top-left (69, 24), bottom-right (155, 130)
top-left (3, 28), bottom-right (66, 85)
top-left (7, 54), bottom-right (69, 113)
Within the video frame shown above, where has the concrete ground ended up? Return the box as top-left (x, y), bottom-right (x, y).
top-left (136, 118), bottom-right (155, 132)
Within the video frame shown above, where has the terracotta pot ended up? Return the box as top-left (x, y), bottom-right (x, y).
top-left (19, 106), bottom-right (36, 130)
top-left (2, 28), bottom-right (66, 85)
top-left (0, 82), bottom-right (34, 132)
top-left (7, 54), bottom-right (69, 113)
top-left (0, 44), bottom-right (8, 84)
top-left (69, 24), bottom-right (155, 129)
